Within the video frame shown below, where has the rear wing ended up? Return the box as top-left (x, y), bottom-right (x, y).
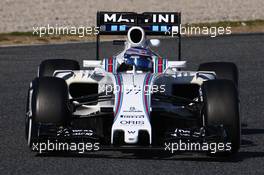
top-left (96, 11), bottom-right (182, 60)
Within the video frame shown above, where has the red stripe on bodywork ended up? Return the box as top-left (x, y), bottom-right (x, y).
top-left (108, 58), bottom-right (113, 72)
top-left (158, 58), bottom-right (163, 73)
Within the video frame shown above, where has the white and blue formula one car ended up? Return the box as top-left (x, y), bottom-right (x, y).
top-left (25, 12), bottom-right (240, 155)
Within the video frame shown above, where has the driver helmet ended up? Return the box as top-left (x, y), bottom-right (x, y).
top-left (123, 47), bottom-right (153, 71)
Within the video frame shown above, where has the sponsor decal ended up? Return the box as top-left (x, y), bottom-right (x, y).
top-left (104, 13), bottom-right (177, 23)
top-left (123, 106), bottom-right (143, 113)
top-left (127, 131), bottom-right (136, 134)
top-left (104, 14), bottom-right (134, 23)
top-left (170, 128), bottom-right (205, 138)
top-left (120, 115), bottom-right (144, 118)
top-left (120, 120), bottom-right (144, 125)
top-left (152, 14), bottom-right (176, 23)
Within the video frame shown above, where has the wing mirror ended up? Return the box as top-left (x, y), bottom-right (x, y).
top-left (149, 39), bottom-right (160, 47)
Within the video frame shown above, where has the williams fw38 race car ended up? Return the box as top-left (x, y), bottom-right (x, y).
top-left (25, 12), bottom-right (240, 155)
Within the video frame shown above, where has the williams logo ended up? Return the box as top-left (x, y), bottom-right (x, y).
top-left (127, 131), bottom-right (136, 134)
top-left (123, 106), bottom-right (143, 113)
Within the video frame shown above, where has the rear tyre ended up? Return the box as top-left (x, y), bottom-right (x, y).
top-left (202, 79), bottom-right (240, 155)
top-left (38, 59), bottom-right (80, 77)
top-left (198, 62), bottom-right (238, 87)
top-left (25, 77), bottom-right (71, 147)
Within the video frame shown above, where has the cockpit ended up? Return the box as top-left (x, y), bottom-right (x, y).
top-left (118, 47), bottom-right (154, 72)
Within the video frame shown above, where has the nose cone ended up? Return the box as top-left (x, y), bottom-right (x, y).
top-left (111, 73), bottom-right (153, 145)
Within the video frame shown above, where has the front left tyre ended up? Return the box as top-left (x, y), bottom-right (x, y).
top-left (25, 77), bottom-right (71, 147)
top-left (38, 59), bottom-right (80, 77)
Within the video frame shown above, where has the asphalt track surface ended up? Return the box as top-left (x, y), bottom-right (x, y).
top-left (0, 34), bottom-right (264, 174)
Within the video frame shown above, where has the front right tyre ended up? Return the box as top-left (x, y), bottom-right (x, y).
top-left (198, 62), bottom-right (238, 87)
top-left (202, 79), bottom-right (240, 155)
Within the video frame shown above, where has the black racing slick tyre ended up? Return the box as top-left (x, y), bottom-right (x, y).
top-left (38, 59), bottom-right (80, 77)
top-left (202, 79), bottom-right (240, 155)
top-left (25, 77), bottom-right (71, 147)
top-left (198, 62), bottom-right (238, 87)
